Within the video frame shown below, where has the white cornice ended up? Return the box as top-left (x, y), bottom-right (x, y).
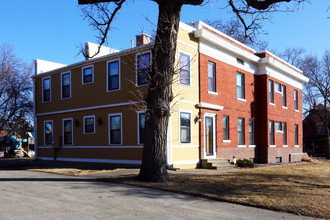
top-left (195, 102), bottom-right (224, 111)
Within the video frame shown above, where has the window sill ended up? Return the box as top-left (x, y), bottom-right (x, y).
top-left (269, 102), bottom-right (275, 106)
top-left (275, 91), bottom-right (282, 94)
top-left (283, 145), bottom-right (288, 148)
top-left (282, 106), bottom-right (288, 109)
top-left (208, 91), bottom-right (218, 95)
top-left (269, 145), bottom-right (276, 148)
top-left (294, 110), bottom-right (299, 113)
top-left (237, 98), bottom-right (246, 102)
top-left (249, 145), bottom-right (256, 148)
top-left (223, 140), bottom-right (231, 143)
top-left (295, 145), bottom-right (300, 148)
top-left (275, 130), bottom-right (283, 133)
top-left (238, 145), bottom-right (246, 148)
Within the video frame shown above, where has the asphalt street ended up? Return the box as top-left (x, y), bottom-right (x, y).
top-left (0, 170), bottom-right (320, 220)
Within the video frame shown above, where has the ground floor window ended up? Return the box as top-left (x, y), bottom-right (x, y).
top-left (283, 122), bottom-right (287, 145)
top-left (84, 115), bottom-right (95, 134)
top-left (109, 114), bottom-right (122, 145)
top-left (238, 117), bottom-right (245, 145)
top-left (249, 119), bottom-right (254, 145)
top-left (223, 115), bottom-right (229, 141)
top-left (63, 118), bottom-right (73, 145)
top-left (44, 120), bottom-right (53, 146)
top-left (180, 112), bottom-right (191, 143)
top-left (269, 120), bottom-right (275, 145)
top-left (295, 124), bottom-right (299, 145)
top-left (138, 112), bottom-right (146, 144)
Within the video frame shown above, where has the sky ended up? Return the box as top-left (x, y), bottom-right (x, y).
top-left (0, 0), bottom-right (329, 66)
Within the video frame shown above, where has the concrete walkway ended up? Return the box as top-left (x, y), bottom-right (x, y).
top-left (0, 169), bottom-right (320, 220)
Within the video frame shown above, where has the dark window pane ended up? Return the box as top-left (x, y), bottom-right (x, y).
top-left (180, 112), bottom-right (191, 143)
top-left (62, 73), bottom-right (70, 98)
top-left (83, 67), bottom-right (93, 83)
top-left (137, 53), bottom-right (150, 86)
top-left (139, 113), bottom-right (146, 144)
top-left (45, 121), bottom-right (52, 145)
top-left (108, 61), bottom-right (119, 90)
top-left (110, 115), bottom-right (121, 144)
top-left (85, 117), bottom-right (94, 133)
top-left (223, 116), bottom-right (229, 140)
top-left (63, 120), bottom-right (72, 145)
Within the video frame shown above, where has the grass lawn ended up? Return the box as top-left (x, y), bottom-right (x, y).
top-left (104, 160), bottom-right (330, 219)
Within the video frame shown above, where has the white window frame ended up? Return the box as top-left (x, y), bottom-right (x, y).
top-left (42, 76), bottom-right (51, 103)
top-left (61, 71), bottom-right (71, 100)
top-left (178, 50), bottom-right (192, 87)
top-left (269, 79), bottom-right (274, 104)
top-left (238, 117), bottom-right (245, 147)
top-left (282, 85), bottom-right (287, 108)
top-left (179, 110), bottom-right (192, 144)
top-left (137, 111), bottom-right (146, 145)
top-left (275, 121), bottom-right (283, 132)
top-left (274, 82), bottom-right (282, 94)
top-left (82, 65), bottom-right (94, 85)
top-left (249, 119), bottom-right (255, 147)
top-left (44, 120), bottom-right (53, 146)
top-left (294, 90), bottom-right (298, 111)
top-left (108, 113), bottom-right (123, 145)
top-left (107, 58), bottom-right (121, 92)
top-left (136, 51), bottom-right (152, 87)
top-left (236, 72), bottom-right (245, 100)
top-left (62, 118), bottom-right (73, 146)
top-left (208, 61), bottom-right (216, 93)
top-left (223, 115), bottom-right (230, 142)
top-left (83, 115), bottom-right (95, 134)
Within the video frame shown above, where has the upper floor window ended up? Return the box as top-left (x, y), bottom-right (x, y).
top-left (44, 120), bottom-right (53, 146)
top-left (294, 90), bottom-right (298, 110)
top-left (269, 79), bottom-right (274, 104)
top-left (138, 112), bottom-right (146, 145)
top-left (63, 118), bottom-right (73, 145)
top-left (42, 77), bottom-right (51, 102)
top-left (236, 72), bottom-right (245, 99)
top-left (82, 65), bottom-right (93, 84)
top-left (179, 52), bottom-right (190, 86)
top-left (223, 115), bottom-right (229, 141)
top-left (282, 85), bottom-right (287, 107)
top-left (180, 112), bottom-right (191, 143)
top-left (238, 117), bottom-right (245, 145)
top-left (107, 60), bottom-right (120, 91)
top-left (61, 72), bottom-right (71, 99)
top-left (109, 113), bottom-right (122, 145)
top-left (208, 62), bottom-right (216, 92)
top-left (84, 115), bottom-right (95, 134)
top-left (249, 119), bottom-right (254, 145)
top-left (274, 82), bottom-right (281, 93)
top-left (136, 52), bottom-right (150, 86)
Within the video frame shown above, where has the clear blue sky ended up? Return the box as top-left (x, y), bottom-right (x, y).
top-left (0, 0), bottom-right (329, 66)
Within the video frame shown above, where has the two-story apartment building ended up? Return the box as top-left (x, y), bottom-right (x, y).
top-left (33, 21), bottom-right (308, 168)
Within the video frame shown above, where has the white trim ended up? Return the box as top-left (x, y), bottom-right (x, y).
top-left (62, 118), bottom-right (73, 146)
top-left (237, 98), bottom-right (246, 102)
top-left (295, 145), bottom-right (300, 148)
top-left (172, 160), bottom-right (200, 166)
top-left (275, 91), bottom-right (282, 94)
top-left (82, 65), bottom-right (94, 85)
top-left (173, 98), bottom-right (198, 105)
top-left (269, 145), bottom-right (276, 148)
top-left (35, 101), bottom-right (143, 117)
top-left (108, 113), bottom-right (122, 145)
top-left (107, 58), bottom-right (121, 92)
top-left (137, 111), bottom-right (146, 145)
top-left (238, 145), bottom-right (246, 148)
top-left (43, 120), bottom-right (53, 146)
top-left (83, 115), bottom-right (95, 134)
top-left (177, 40), bottom-right (198, 50)
top-left (282, 106), bottom-right (288, 109)
top-left (222, 140), bottom-right (231, 143)
top-left (196, 102), bottom-right (223, 111)
top-left (61, 71), bottom-right (71, 100)
top-left (248, 145), bottom-right (256, 148)
top-left (37, 157), bottom-right (141, 165)
top-left (179, 110), bottom-right (192, 144)
top-left (294, 110), bottom-right (300, 113)
top-left (178, 50), bottom-right (192, 87)
top-left (203, 113), bottom-right (217, 159)
top-left (171, 145), bottom-right (199, 148)
top-left (283, 145), bottom-right (288, 148)
top-left (61, 145), bottom-right (143, 149)
top-left (269, 103), bottom-right (275, 106)
top-left (42, 76), bottom-right (51, 103)
top-left (136, 50), bottom-right (152, 87)
top-left (208, 91), bottom-right (218, 95)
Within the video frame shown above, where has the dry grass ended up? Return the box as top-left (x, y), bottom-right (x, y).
top-left (27, 168), bottom-right (123, 176)
top-left (105, 160), bottom-right (330, 219)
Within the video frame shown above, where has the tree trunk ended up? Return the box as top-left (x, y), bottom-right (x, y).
top-left (138, 1), bottom-right (182, 182)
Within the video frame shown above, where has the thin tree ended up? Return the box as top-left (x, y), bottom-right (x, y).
top-left (78, 0), bottom-right (306, 182)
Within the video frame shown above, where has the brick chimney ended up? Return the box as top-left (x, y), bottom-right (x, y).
top-left (136, 31), bottom-right (151, 47)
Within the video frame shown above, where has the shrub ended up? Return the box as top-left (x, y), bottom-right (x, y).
top-left (236, 159), bottom-right (254, 168)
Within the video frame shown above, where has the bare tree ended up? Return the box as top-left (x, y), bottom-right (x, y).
top-left (0, 44), bottom-right (33, 133)
top-left (78, 0), bottom-right (306, 182)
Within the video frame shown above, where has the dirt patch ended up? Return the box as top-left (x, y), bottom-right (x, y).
top-left (27, 168), bottom-right (124, 176)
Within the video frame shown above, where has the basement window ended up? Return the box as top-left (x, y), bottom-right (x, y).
top-left (275, 157), bottom-right (282, 163)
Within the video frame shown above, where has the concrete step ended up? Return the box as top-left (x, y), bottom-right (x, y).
top-left (201, 158), bottom-right (235, 170)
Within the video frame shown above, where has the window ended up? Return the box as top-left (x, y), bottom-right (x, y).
top-left (63, 118), bottom-right (73, 145)
top-left (223, 115), bottom-right (229, 141)
top-left (208, 62), bottom-right (216, 92)
top-left (180, 112), bottom-right (191, 143)
top-left (282, 85), bottom-right (287, 107)
top-left (138, 112), bottom-right (146, 144)
top-left (274, 82), bottom-right (281, 92)
top-left (61, 72), bottom-right (71, 99)
top-left (295, 124), bottom-right (299, 145)
top-left (275, 121), bottom-right (282, 132)
top-left (179, 52), bottom-right (190, 86)
top-left (238, 118), bottom-right (245, 145)
top-left (269, 79), bottom-right (274, 104)
top-left (249, 119), bottom-right (254, 145)
top-left (275, 157), bottom-right (282, 163)
top-left (294, 90), bottom-right (298, 110)
top-left (44, 121), bottom-right (53, 146)
top-left (82, 66), bottom-right (93, 84)
top-left (136, 52), bottom-right (150, 86)
top-left (107, 60), bottom-right (120, 91)
top-left (283, 122), bottom-right (287, 145)
top-left (109, 114), bottom-right (122, 145)
top-left (42, 77), bottom-right (51, 102)
top-left (236, 72), bottom-right (245, 99)
top-left (84, 116), bottom-right (95, 134)
top-left (269, 120), bottom-right (274, 145)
